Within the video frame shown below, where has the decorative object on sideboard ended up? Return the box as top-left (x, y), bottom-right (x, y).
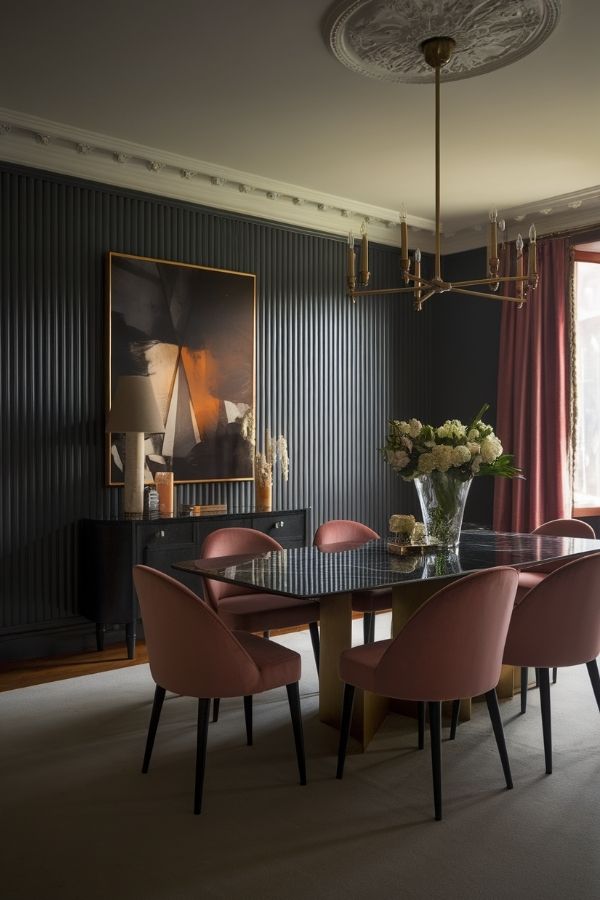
top-left (243, 411), bottom-right (289, 513)
top-left (107, 251), bottom-right (255, 486)
top-left (326, 0), bottom-right (558, 309)
top-left (143, 485), bottom-right (160, 515)
top-left (382, 404), bottom-right (521, 547)
top-left (155, 471), bottom-right (174, 516)
top-left (106, 376), bottom-right (165, 517)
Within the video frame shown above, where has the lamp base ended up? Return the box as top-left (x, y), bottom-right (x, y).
top-left (123, 431), bottom-right (145, 516)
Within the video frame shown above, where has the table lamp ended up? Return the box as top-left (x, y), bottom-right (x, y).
top-left (107, 375), bottom-right (165, 516)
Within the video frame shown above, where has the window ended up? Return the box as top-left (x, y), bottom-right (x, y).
top-left (573, 246), bottom-right (600, 515)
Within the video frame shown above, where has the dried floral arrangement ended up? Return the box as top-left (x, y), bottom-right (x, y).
top-left (241, 410), bottom-right (289, 487)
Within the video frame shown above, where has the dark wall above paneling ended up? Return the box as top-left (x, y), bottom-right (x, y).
top-left (0, 162), bottom-right (433, 658)
top-left (430, 247), bottom-right (502, 527)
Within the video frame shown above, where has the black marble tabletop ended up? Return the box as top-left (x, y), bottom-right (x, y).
top-left (172, 529), bottom-right (600, 599)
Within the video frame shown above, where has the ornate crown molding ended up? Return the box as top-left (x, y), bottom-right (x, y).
top-left (0, 106), bottom-right (597, 254)
top-left (325, 0), bottom-right (561, 83)
top-left (0, 107), bottom-right (429, 249)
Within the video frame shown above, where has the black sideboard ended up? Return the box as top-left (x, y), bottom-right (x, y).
top-left (79, 508), bottom-right (308, 659)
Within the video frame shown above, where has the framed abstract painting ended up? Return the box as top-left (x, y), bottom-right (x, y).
top-left (106, 252), bottom-right (255, 484)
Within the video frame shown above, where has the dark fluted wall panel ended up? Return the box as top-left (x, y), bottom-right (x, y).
top-left (0, 162), bottom-right (432, 650)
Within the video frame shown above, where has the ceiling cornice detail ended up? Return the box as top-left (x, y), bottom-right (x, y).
top-left (0, 107), bottom-right (598, 254)
top-left (0, 107), bottom-right (428, 249)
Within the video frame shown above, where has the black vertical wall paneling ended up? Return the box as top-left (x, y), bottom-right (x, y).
top-left (0, 162), bottom-right (434, 652)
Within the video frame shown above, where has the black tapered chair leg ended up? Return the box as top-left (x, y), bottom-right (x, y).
top-left (263, 630), bottom-right (270, 639)
top-left (586, 659), bottom-right (600, 712)
top-left (449, 698), bottom-right (461, 740)
top-left (363, 613), bottom-right (372, 644)
top-left (308, 621), bottom-right (320, 674)
top-left (212, 698), bottom-right (220, 723)
top-left (520, 666), bottom-right (529, 714)
top-left (194, 698), bottom-right (211, 815)
top-left (485, 689), bottom-right (513, 789)
top-left (286, 682), bottom-right (307, 785)
top-left (142, 685), bottom-right (166, 773)
top-left (244, 694), bottom-right (253, 746)
top-left (418, 701), bottom-right (425, 749)
top-left (336, 683), bottom-right (356, 779)
top-left (538, 667), bottom-right (553, 775)
top-left (552, 667), bottom-right (558, 684)
top-left (428, 701), bottom-right (442, 821)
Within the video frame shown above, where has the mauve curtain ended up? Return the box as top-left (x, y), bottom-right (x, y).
top-left (493, 237), bottom-right (570, 532)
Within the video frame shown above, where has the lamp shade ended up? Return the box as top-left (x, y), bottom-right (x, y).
top-left (107, 376), bottom-right (164, 434)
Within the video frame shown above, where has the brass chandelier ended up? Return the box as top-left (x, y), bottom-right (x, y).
top-left (346, 37), bottom-right (539, 311)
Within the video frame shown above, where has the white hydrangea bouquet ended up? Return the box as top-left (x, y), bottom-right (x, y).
top-left (382, 404), bottom-right (520, 546)
top-left (382, 403), bottom-right (519, 482)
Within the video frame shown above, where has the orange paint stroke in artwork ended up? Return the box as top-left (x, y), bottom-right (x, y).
top-left (180, 347), bottom-right (221, 437)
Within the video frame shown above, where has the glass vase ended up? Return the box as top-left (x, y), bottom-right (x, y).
top-left (414, 472), bottom-right (472, 548)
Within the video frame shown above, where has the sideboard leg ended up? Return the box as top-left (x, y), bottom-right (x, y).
top-left (96, 624), bottom-right (105, 652)
top-left (126, 622), bottom-right (136, 659)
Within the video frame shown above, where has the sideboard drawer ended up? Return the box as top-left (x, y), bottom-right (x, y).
top-left (138, 521), bottom-right (196, 546)
top-left (251, 512), bottom-right (306, 545)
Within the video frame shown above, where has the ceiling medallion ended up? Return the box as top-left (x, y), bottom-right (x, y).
top-left (326, 0), bottom-right (561, 83)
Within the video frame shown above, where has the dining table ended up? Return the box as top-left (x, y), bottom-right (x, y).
top-left (172, 529), bottom-right (600, 749)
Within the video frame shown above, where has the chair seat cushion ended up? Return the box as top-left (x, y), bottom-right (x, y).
top-left (339, 639), bottom-right (393, 693)
top-left (516, 571), bottom-right (546, 605)
top-left (218, 593), bottom-right (320, 633)
top-left (234, 631), bottom-right (301, 692)
top-left (351, 587), bottom-right (392, 613)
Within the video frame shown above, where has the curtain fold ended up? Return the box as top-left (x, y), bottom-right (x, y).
top-left (493, 237), bottom-right (570, 532)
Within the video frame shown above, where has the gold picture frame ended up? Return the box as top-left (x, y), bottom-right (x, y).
top-left (106, 251), bottom-right (256, 485)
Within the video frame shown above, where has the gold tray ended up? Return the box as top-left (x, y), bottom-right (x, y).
top-left (386, 540), bottom-right (437, 556)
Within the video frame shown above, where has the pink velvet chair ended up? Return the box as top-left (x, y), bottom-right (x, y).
top-left (313, 519), bottom-right (388, 643)
top-left (200, 527), bottom-right (320, 666)
top-left (518, 517), bottom-right (596, 711)
top-left (336, 566), bottom-right (519, 821)
top-left (133, 565), bottom-right (306, 815)
top-left (201, 528), bottom-right (320, 721)
top-left (503, 552), bottom-right (600, 774)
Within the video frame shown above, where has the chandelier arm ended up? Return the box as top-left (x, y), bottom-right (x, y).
top-left (349, 285), bottom-right (426, 297)
top-left (416, 289), bottom-right (436, 306)
top-left (452, 275), bottom-right (531, 288)
top-left (452, 287), bottom-right (527, 304)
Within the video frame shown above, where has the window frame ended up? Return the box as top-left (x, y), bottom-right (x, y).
top-left (571, 247), bottom-right (600, 517)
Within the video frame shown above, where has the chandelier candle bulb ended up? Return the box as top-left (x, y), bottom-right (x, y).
top-left (516, 233), bottom-right (524, 302)
top-left (360, 222), bottom-right (369, 285)
top-left (347, 232), bottom-right (356, 289)
top-left (414, 249), bottom-right (422, 307)
top-left (400, 206), bottom-right (409, 277)
top-left (488, 209), bottom-right (498, 275)
top-left (528, 224), bottom-right (537, 277)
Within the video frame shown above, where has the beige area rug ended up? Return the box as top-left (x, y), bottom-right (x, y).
top-left (2, 615), bottom-right (600, 900)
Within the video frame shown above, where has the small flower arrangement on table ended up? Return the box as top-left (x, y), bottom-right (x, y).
top-left (388, 514), bottom-right (428, 554)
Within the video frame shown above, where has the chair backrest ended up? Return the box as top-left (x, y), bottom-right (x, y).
top-left (313, 519), bottom-right (379, 549)
top-left (133, 565), bottom-right (261, 698)
top-left (372, 567), bottom-right (519, 701)
top-left (503, 552), bottom-right (600, 667)
top-left (200, 527), bottom-right (284, 609)
top-left (529, 518), bottom-right (595, 575)
top-left (532, 518), bottom-right (595, 538)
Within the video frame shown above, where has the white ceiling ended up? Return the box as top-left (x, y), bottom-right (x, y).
top-left (1, 0), bottom-right (599, 250)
